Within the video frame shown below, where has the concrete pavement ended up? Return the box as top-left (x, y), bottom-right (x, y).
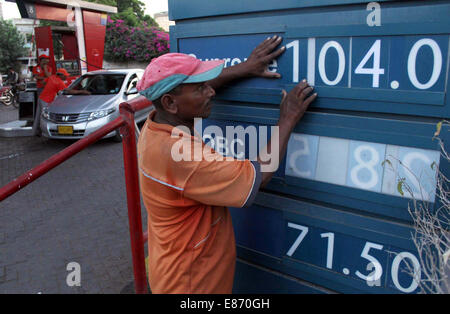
top-left (0, 104), bottom-right (148, 293)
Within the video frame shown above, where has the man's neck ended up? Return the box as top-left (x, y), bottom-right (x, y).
top-left (153, 110), bottom-right (195, 134)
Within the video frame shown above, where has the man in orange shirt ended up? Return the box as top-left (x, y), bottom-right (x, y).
top-left (136, 36), bottom-right (317, 293)
top-left (32, 68), bottom-right (90, 136)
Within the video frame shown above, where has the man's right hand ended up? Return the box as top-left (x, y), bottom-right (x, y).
top-left (257, 80), bottom-right (317, 186)
top-left (279, 80), bottom-right (316, 129)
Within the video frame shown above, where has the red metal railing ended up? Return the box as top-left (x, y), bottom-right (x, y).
top-left (0, 96), bottom-right (152, 294)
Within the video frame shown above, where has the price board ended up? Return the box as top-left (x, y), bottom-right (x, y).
top-left (170, 0), bottom-right (450, 293)
top-left (230, 192), bottom-right (423, 294)
top-left (179, 31), bottom-right (449, 118)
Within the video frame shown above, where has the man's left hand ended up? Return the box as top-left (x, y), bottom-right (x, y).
top-left (208, 35), bottom-right (285, 90)
top-left (243, 35), bottom-right (285, 78)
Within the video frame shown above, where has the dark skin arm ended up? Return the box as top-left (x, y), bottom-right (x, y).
top-left (34, 64), bottom-right (52, 84)
top-left (42, 64), bottom-right (51, 78)
top-left (34, 75), bottom-right (45, 84)
top-left (208, 35), bottom-right (285, 90)
top-left (209, 36), bottom-right (317, 188)
top-left (258, 81), bottom-right (317, 187)
top-left (56, 75), bottom-right (91, 95)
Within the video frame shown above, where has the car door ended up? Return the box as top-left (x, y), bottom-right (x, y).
top-left (126, 71), bottom-right (151, 122)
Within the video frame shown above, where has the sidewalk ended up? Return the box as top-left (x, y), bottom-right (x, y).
top-left (0, 104), bottom-right (19, 125)
top-left (0, 105), bottom-right (148, 293)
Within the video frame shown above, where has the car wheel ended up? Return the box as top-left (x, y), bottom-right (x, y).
top-left (112, 130), bottom-right (123, 143)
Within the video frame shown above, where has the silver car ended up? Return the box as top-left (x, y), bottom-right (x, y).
top-left (40, 69), bottom-right (151, 141)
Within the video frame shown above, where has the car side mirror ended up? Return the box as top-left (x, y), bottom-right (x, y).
top-left (126, 87), bottom-right (138, 95)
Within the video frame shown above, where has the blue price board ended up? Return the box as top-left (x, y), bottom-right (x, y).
top-left (284, 222), bottom-right (420, 294)
top-left (177, 32), bottom-right (450, 117)
top-left (230, 192), bottom-right (423, 294)
top-left (198, 116), bottom-right (443, 218)
top-left (170, 0), bottom-right (450, 294)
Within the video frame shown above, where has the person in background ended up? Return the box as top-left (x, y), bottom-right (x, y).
top-left (32, 68), bottom-right (90, 136)
top-left (6, 68), bottom-right (19, 86)
top-left (26, 66), bottom-right (35, 81)
top-left (5, 68), bottom-right (20, 105)
top-left (32, 55), bottom-right (52, 97)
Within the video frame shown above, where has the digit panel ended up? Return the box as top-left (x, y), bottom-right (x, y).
top-left (230, 192), bottom-right (421, 294)
top-left (282, 30), bottom-right (450, 118)
top-left (177, 31), bottom-right (450, 118)
top-left (172, 1), bottom-right (450, 118)
top-left (285, 133), bottom-right (440, 202)
top-left (205, 104), bottom-right (448, 222)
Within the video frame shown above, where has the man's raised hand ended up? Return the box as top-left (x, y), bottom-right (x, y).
top-left (243, 35), bottom-right (285, 78)
top-left (208, 35), bottom-right (286, 90)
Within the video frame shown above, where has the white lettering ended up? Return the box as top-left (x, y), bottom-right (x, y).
top-left (366, 2), bottom-right (381, 26)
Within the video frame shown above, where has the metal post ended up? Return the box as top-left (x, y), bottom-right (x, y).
top-left (119, 102), bottom-right (148, 294)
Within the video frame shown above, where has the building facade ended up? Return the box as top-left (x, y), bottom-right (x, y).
top-left (154, 11), bottom-right (174, 32)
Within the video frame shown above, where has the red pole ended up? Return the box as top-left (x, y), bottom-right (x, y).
top-left (119, 101), bottom-right (148, 294)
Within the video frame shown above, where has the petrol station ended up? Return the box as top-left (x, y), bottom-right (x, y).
top-left (0, 0), bottom-right (449, 294)
top-left (0, 0), bottom-right (116, 136)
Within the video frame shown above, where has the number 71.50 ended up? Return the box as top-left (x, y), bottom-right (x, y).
top-left (286, 222), bottom-right (421, 293)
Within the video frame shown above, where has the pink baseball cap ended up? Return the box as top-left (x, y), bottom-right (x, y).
top-left (137, 53), bottom-right (224, 101)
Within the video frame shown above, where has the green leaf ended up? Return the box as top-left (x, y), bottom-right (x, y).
top-left (382, 159), bottom-right (392, 168)
top-left (397, 179), bottom-right (405, 196)
top-left (434, 121), bottom-right (443, 137)
top-left (431, 161), bottom-right (437, 170)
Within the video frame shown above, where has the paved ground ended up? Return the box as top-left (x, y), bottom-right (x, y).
top-left (0, 104), bottom-right (148, 293)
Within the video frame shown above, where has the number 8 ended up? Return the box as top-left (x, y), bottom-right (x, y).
top-left (350, 145), bottom-right (379, 190)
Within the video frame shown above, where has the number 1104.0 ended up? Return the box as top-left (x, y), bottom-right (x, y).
top-left (286, 37), bottom-right (445, 91)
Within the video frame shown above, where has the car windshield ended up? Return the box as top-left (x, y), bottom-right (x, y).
top-left (66, 74), bottom-right (126, 95)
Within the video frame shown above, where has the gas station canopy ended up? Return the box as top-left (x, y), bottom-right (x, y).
top-left (7, 0), bottom-right (117, 19)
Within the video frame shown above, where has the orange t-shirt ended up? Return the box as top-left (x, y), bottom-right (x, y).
top-left (137, 111), bottom-right (261, 294)
top-left (32, 65), bottom-right (52, 88)
top-left (39, 75), bottom-right (67, 103)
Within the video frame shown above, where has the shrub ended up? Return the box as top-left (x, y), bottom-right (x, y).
top-left (104, 18), bottom-right (170, 63)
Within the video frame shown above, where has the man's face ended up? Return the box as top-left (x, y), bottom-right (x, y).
top-left (172, 82), bottom-right (216, 120)
top-left (40, 58), bottom-right (49, 66)
top-left (56, 73), bottom-right (67, 81)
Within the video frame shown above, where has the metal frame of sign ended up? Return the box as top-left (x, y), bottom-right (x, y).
top-left (169, 0), bottom-right (398, 20)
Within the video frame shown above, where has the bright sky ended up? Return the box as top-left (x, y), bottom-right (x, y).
top-left (1, 0), bottom-right (20, 19)
top-left (145, 0), bottom-right (169, 17)
top-left (1, 0), bottom-right (169, 19)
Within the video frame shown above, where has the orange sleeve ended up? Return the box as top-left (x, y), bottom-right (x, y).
top-left (183, 153), bottom-right (261, 208)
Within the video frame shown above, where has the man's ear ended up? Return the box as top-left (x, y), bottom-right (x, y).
top-left (160, 94), bottom-right (178, 114)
